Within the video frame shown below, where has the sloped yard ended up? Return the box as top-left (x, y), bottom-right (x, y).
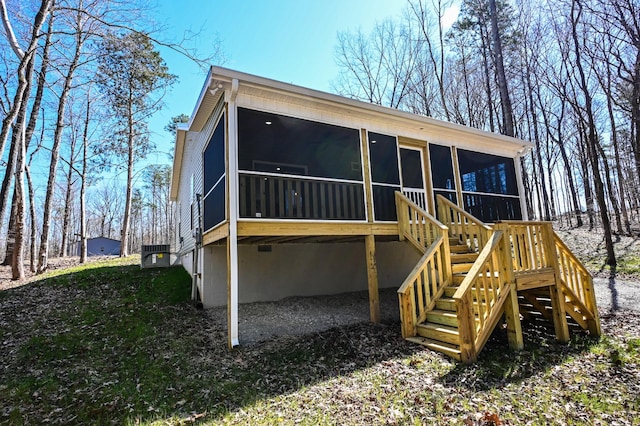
top-left (0, 251), bottom-right (638, 424)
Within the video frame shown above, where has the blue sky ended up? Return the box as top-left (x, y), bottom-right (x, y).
top-left (147, 0), bottom-right (410, 164)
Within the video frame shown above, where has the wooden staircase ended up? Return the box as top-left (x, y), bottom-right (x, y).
top-left (405, 237), bottom-right (477, 360)
top-left (395, 192), bottom-right (601, 363)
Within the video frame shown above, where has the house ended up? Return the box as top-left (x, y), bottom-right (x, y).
top-left (170, 66), bottom-right (600, 362)
top-left (76, 237), bottom-right (121, 256)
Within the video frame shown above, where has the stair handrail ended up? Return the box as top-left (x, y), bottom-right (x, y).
top-left (397, 236), bottom-right (450, 338)
top-left (396, 192), bottom-right (448, 253)
top-left (553, 231), bottom-right (601, 336)
top-left (452, 230), bottom-right (514, 362)
top-left (436, 194), bottom-right (492, 253)
top-left (395, 191), bottom-right (452, 338)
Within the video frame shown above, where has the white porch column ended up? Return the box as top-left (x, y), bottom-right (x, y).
top-left (227, 78), bottom-right (240, 348)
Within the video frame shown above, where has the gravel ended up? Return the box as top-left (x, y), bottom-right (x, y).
top-left (593, 276), bottom-right (639, 313)
top-left (208, 287), bottom-right (401, 345)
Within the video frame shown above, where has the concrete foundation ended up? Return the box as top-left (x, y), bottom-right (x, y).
top-left (198, 240), bottom-right (420, 307)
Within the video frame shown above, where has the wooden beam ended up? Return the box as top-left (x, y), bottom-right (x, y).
top-left (203, 222), bottom-right (229, 246)
top-left (237, 221), bottom-right (398, 237)
top-left (515, 269), bottom-right (556, 291)
top-left (227, 80), bottom-right (240, 349)
top-left (423, 145), bottom-right (435, 215)
top-left (542, 223), bottom-right (569, 343)
top-left (451, 146), bottom-right (464, 209)
top-left (496, 223), bottom-right (523, 351)
top-left (361, 129), bottom-right (375, 223)
top-left (504, 283), bottom-right (524, 351)
top-left (365, 234), bottom-right (380, 323)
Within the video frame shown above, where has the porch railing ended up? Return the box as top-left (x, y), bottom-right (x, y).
top-left (436, 194), bottom-right (492, 253)
top-left (498, 221), bottom-right (554, 274)
top-left (401, 188), bottom-right (428, 212)
top-left (238, 172), bottom-right (365, 220)
top-left (453, 230), bottom-right (515, 362)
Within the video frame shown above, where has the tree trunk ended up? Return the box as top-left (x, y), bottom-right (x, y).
top-left (571, 0), bottom-right (616, 265)
top-left (37, 19), bottom-right (84, 273)
top-left (26, 166), bottom-right (37, 272)
top-left (120, 101), bottom-right (135, 257)
top-left (488, 0), bottom-right (514, 137)
top-left (11, 122), bottom-right (26, 280)
top-left (478, 22), bottom-right (496, 133)
top-left (526, 71), bottom-right (552, 220)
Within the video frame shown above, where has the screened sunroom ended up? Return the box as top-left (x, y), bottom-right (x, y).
top-left (170, 66), bottom-right (532, 347)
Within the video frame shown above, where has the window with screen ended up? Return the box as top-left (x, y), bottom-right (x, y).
top-left (237, 108), bottom-right (365, 220)
top-left (368, 132), bottom-right (400, 221)
top-left (457, 148), bottom-right (521, 221)
top-left (429, 143), bottom-right (457, 206)
top-left (202, 114), bottom-right (226, 231)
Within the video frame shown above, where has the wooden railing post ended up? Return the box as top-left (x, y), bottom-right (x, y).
top-left (584, 274), bottom-right (601, 336)
top-left (456, 294), bottom-right (477, 363)
top-left (395, 192), bottom-right (408, 241)
top-left (398, 289), bottom-right (417, 338)
top-left (495, 223), bottom-right (523, 351)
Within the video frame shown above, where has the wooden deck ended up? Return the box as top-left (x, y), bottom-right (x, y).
top-left (396, 193), bottom-right (601, 363)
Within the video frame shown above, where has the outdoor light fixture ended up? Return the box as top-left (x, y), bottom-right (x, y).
top-left (265, 121), bottom-right (272, 125)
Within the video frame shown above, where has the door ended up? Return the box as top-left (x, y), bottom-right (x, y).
top-left (399, 147), bottom-right (427, 211)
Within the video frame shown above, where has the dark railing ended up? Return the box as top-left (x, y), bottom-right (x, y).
top-left (239, 173), bottom-right (366, 220)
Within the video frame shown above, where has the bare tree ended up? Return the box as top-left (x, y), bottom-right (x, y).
top-left (333, 18), bottom-right (419, 109)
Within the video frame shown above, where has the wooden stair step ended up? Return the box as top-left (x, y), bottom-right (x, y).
top-left (450, 244), bottom-right (472, 254)
top-left (435, 297), bottom-right (456, 311)
top-left (416, 323), bottom-right (460, 345)
top-left (405, 336), bottom-right (462, 360)
top-left (450, 253), bottom-right (479, 263)
top-left (448, 237), bottom-right (463, 245)
top-left (451, 263), bottom-right (474, 274)
top-left (426, 310), bottom-right (459, 327)
top-left (443, 286), bottom-right (459, 298)
top-left (452, 274), bottom-right (466, 286)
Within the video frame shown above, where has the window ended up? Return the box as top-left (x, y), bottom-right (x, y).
top-left (190, 174), bottom-right (194, 229)
top-left (237, 108), bottom-right (365, 220)
top-left (368, 132), bottom-right (400, 221)
top-left (400, 148), bottom-right (424, 189)
top-left (238, 108), bottom-right (362, 181)
top-left (457, 149), bottom-right (518, 196)
top-left (429, 144), bottom-right (457, 205)
top-left (457, 149), bottom-right (521, 221)
top-left (203, 114), bottom-right (226, 231)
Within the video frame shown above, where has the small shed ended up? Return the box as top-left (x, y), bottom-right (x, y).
top-left (77, 237), bottom-right (121, 256)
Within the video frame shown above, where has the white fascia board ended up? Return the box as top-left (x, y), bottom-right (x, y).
top-left (187, 67), bottom-right (214, 130)
top-left (170, 128), bottom-right (187, 201)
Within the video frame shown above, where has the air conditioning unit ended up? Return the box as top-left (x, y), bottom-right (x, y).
top-left (141, 244), bottom-right (171, 268)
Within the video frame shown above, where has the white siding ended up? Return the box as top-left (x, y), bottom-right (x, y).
top-left (175, 101), bottom-right (225, 257)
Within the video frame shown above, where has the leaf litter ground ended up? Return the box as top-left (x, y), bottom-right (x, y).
top-left (0, 228), bottom-right (639, 425)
